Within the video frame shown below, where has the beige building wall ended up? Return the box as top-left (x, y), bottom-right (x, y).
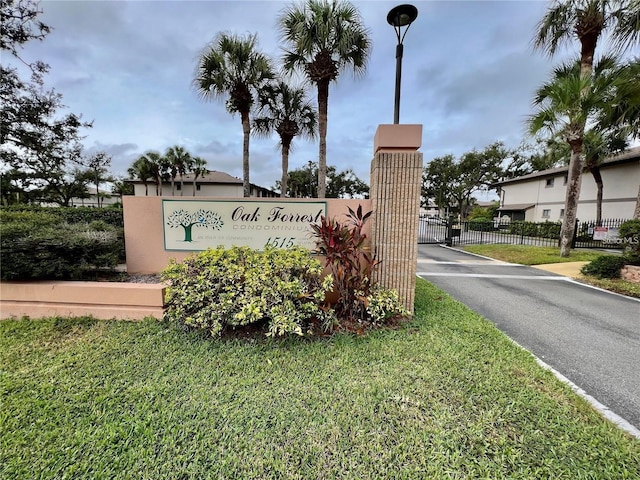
top-left (123, 196), bottom-right (371, 274)
top-left (501, 160), bottom-right (639, 222)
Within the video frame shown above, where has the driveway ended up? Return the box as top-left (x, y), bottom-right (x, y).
top-left (416, 244), bottom-right (640, 432)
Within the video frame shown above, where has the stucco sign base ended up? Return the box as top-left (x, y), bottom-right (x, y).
top-left (0, 281), bottom-right (166, 321)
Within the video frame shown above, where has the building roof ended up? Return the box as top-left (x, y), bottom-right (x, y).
top-left (497, 203), bottom-right (535, 211)
top-left (494, 146), bottom-right (640, 187)
top-left (126, 170), bottom-right (242, 185)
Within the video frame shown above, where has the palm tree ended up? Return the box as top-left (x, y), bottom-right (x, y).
top-left (533, 0), bottom-right (640, 256)
top-left (543, 130), bottom-right (628, 225)
top-left (253, 81), bottom-right (317, 198)
top-left (528, 57), bottom-right (625, 255)
top-left (165, 145), bottom-right (192, 196)
top-left (135, 151), bottom-right (168, 196)
top-left (279, 0), bottom-right (371, 198)
top-left (127, 156), bottom-right (154, 196)
top-left (190, 156), bottom-right (208, 197)
top-left (194, 32), bottom-right (273, 197)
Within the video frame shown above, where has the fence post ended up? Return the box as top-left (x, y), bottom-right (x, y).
top-left (445, 215), bottom-right (454, 246)
top-left (571, 219), bottom-right (579, 249)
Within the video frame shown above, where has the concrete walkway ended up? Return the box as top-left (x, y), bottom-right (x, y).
top-left (533, 261), bottom-right (589, 278)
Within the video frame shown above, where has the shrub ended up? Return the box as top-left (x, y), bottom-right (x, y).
top-left (311, 205), bottom-right (407, 329)
top-left (619, 219), bottom-right (640, 266)
top-left (580, 255), bottom-right (626, 279)
top-left (161, 246), bottom-right (335, 337)
top-left (0, 210), bottom-right (121, 280)
top-left (508, 221), bottom-right (561, 239)
top-left (0, 205), bottom-right (124, 227)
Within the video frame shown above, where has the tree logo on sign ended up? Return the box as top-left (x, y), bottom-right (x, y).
top-left (166, 209), bottom-right (223, 242)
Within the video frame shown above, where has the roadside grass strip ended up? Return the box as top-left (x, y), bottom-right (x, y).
top-left (462, 245), bottom-right (603, 265)
top-left (1, 279), bottom-right (638, 479)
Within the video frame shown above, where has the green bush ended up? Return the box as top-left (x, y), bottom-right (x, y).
top-left (508, 221), bottom-right (561, 239)
top-left (0, 205), bottom-right (123, 227)
top-left (580, 255), bottom-right (626, 279)
top-left (467, 221), bottom-right (494, 232)
top-left (161, 246), bottom-right (335, 337)
top-left (619, 219), bottom-right (640, 266)
top-left (0, 210), bottom-right (121, 280)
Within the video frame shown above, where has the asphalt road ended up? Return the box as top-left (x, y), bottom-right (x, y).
top-left (416, 244), bottom-right (640, 431)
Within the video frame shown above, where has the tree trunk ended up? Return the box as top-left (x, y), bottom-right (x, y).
top-left (241, 110), bottom-right (251, 198)
top-left (180, 175), bottom-right (184, 197)
top-left (193, 176), bottom-right (197, 197)
top-left (559, 146), bottom-right (584, 257)
top-left (317, 80), bottom-right (329, 199)
top-left (589, 166), bottom-right (603, 225)
top-left (281, 141), bottom-right (291, 198)
top-left (171, 178), bottom-right (175, 196)
top-left (634, 184), bottom-right (640, 220)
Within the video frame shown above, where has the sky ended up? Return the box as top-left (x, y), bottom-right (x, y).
top-left (8, 0), bottom-right (598, 192)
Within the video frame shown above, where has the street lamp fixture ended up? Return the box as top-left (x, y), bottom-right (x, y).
top-left (387, 4), bottom-right (418, 124)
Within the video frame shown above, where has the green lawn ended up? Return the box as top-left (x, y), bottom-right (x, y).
top-left (1, 279), bottom-right (638, 479)
top-left (462, 244), bottom-right (604, 265)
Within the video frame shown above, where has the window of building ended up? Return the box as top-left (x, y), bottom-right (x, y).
top-left (560, 209), bottom-right (565, 218)
top-left (545, 178), bottom-right (555, 187)
top-left (196, 184), bottom-right (201, 191)
top-left (176, 184), bottom-right (181, 191)
top-left (542, 209), bottom-right (551, 218)
top-left (563, 175), bottom-right (568, 185)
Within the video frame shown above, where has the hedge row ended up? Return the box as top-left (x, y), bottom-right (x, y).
top-left (0, 205), bottom-right (124, 227)
top-left (0, 210), bottom-right (123, 280)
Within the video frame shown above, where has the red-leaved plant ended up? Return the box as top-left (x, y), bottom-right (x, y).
top-left (310, 205), bottom-right (380, 327)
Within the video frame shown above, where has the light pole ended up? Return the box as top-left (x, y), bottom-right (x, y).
top-left (387, 4), bottom-right (418, 124)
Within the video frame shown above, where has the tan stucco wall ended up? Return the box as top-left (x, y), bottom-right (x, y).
top-left (123, 196), bottom-right (371, 274)
top-left (501, 161), bottom-right (639, 222)
top-left (0, 281), bottom-right (166, 320)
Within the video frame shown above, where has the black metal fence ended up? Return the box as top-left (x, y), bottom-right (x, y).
top-left (423, 218), bottom-right (632, 249)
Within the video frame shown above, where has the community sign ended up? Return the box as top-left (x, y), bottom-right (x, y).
top-left (162, 199), bottom-right (327, 251)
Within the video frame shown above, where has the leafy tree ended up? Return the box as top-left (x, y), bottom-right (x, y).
top-left (278, 161), bottom-right (369, 198)
top-left (423, 142), bottom-right (508, 218)
top-left (111, 177), bottom-right (134, 197)
top-left (326, 167), bottom-right (369, 199)
top-left (190, 156), bottom-right (209, 197)
top-left (533, 0), bottom-right (640, 256)
top-left (500, 140), bottom-right (563, 179)
top-left (83, 151), bottom-right (112, 207)
top-left (528, 56), bottom-right (630, 254)
top-left (127, 155), bottom-right (154, 196)
top-left (165, 145), bottom-right (192, 196)
top-left (1, 0), bottom-right (91, 201)
top-left (279, 0), bottom-right (371, 198)
top-left (0, 0), bottom-right (50, 57)
top-left (194, 32), bottom-right (273, 197)
top-left (40, 168), bottom-right (91, 207)
top-left (253, 81), bottom-right (317, 198)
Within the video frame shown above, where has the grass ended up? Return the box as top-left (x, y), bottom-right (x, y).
top-left (576, 276), bottom-right (640, 298)
top-left (461, 244), bottom-right (603, 265)
top-left (1, 279), bottom-right (639, 479)
top-left (462, 244), bottom-right (640, 298)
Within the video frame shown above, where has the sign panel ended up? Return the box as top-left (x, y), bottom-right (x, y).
top-left (162, 200), bottom-right (327, 251)
top-left (593, 226), bottom-right (608, 240)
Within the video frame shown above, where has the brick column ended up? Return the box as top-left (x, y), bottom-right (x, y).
top-left (370, 124), bottom-right (423, 313)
